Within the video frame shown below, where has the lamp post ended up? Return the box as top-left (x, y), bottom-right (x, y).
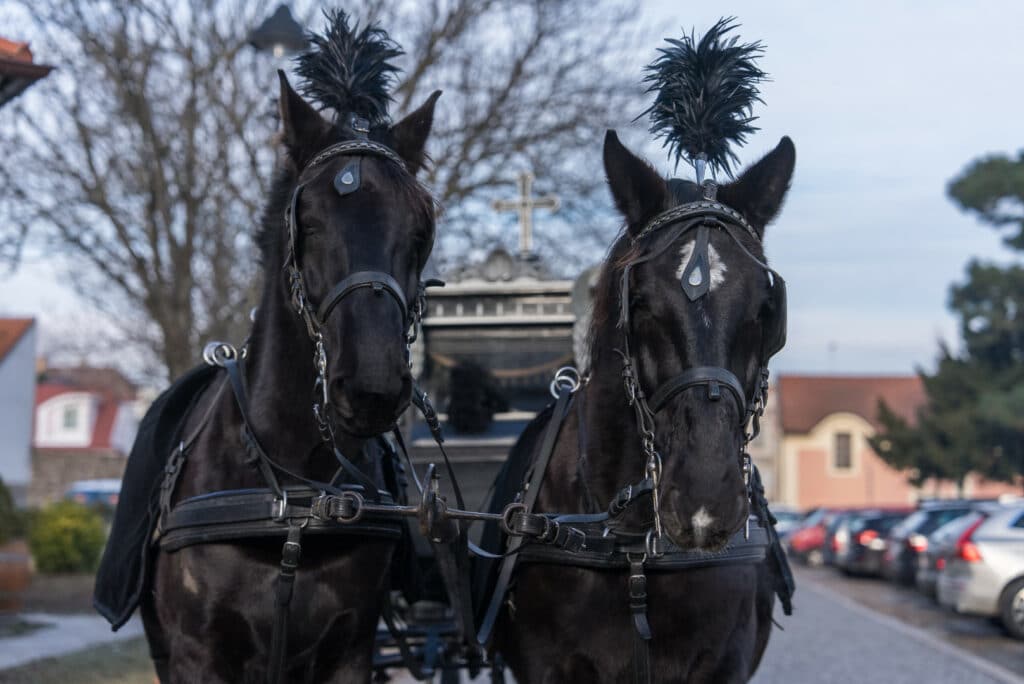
top-left (248, 5), bottom-right (307, 59)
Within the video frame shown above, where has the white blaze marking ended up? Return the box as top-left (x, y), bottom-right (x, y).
top-left (182, 564), bottom-right (199, 595)
top-left (676, 241), bottom-right (727, 291)
top-left (691, 506), bottom-right (715, 546)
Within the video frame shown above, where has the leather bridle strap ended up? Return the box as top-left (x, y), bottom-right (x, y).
top-left (316, 270), bottom-right (409, 325)
top-left (648, 366), bottom-right (747, 416)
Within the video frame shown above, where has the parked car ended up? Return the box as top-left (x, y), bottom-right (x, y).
top-left (788, 507), bottom-right (832, 565)
top-left (769, 505), bottom-right (805, 539)
top-left (823, 509), bottom-right (861, 566)
top-left (833, 509), bottom-right (911, 576)
top-left (883, 501), bottom-right (975, 584)
top-left (936, 504), bottom-right (1024, 639)
top-left (64, 478), bottom-right (121, 508)
top-left (916, 510), bottom-right (981, 599)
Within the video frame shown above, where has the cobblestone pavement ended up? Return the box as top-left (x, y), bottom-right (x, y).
top-left (387, 564), bottom-right (1023, 683)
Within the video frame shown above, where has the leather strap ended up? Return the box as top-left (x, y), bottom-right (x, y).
top-left (477, 389), bottom-right (574, 645)
top-left (268, 522), bottom-right (303, 684)
top-left (648, 366), bottom-right (747, 415)
top-left (316, 270), bottom-right (409, 324)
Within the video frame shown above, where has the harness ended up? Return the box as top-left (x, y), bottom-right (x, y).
top-left (153, 130), bottom-right (441, 684)
top-left (476, 187), bottom-right (795, 683)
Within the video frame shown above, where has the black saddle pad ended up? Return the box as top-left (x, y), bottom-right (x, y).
top-left (94, 363), bottom-right (221, 629)
top-left (470, 403), bottom-right (554, 625)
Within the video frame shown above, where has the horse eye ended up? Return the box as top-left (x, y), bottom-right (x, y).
top-left (302, 217), bottom-right (326, 235)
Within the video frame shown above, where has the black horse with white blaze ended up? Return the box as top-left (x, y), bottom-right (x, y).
top-left (96, 11), bottom-right (442, 683)
top-left (484, 20), bottom-right (796, 683)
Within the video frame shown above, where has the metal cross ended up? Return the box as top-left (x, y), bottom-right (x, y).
top-left (492, 171), bottom-right (560, 257)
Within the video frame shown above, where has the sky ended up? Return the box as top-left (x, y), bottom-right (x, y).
top-left (2, 1), bottom-right (1023, 377)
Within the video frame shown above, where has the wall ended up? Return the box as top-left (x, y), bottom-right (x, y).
top-left (0, 325), bottom-right (36, 502)
top-left (28, 449), bottom-right (127, 507)
top-left (779, 412), bottom-right (915, 509)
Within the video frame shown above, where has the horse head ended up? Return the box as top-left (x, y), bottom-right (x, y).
top-left (600, 130), bottom-right (794, 549)
top-left (261, 13), bottom-right (441, 438)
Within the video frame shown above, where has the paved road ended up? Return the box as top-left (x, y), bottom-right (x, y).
top-left (0, 613), bottom-right (143, 670)
top-left (750, 573), bottom-right (1022, 684)
top-left (390, 567), bottom-right (1022, 683)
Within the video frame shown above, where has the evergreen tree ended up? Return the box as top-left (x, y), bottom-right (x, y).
top-left (871, 152), bottom-right (1024, 492)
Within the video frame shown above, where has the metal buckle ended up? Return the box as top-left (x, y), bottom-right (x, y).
top-left (272, 490), bottom-right (289, 522)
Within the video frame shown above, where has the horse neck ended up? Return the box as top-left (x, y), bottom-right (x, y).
top-left (575, 342), bottom-right (647, 507)
top-left (243, 270), bottom-right (367, 470)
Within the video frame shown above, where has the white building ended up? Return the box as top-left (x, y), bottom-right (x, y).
top-left (0, 319), bottom-right (37, 505)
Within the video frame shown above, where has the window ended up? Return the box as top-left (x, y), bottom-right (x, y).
top-left (834, 432), bottom-right (852, 470)
top-left (62, 405), bottom-right (79, 430)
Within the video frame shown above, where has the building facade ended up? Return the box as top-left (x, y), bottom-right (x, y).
top-left (774, 375), bottom-right (1020, 509)
top-left (29, 366), bottom-right (141, 506)
top-left (0, 319), bottom-right (37, 504)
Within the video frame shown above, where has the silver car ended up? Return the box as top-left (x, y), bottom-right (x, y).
top-left (936, 504), bottom-right (1024, 639)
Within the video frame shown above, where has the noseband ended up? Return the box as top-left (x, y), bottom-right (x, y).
top-left (616, 195), bottom-right (787, 548)
top-left (282, 136), bottom-right (438, 431)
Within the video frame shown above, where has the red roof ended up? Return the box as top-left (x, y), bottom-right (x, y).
top-left (34, 366), bottom-right (136, 452)
top-left (0, 318), bottom-right (34, 364)
top-left (0, 36), bottom-right (54, 106)
top-left (777, 375), bottom-right (925, 434)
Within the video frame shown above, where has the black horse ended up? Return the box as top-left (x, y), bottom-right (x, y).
top-left (131, 16), bottom-right (442, 683)
top-left (488, 22), bottom-right (796, 683)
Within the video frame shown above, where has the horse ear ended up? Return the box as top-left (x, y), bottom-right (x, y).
top-left (603, 130), bottom-right (668, 233)
top-left (277, 70), bottom-right (330, 165)
top-left (718, 137), bottom-right (796, 236)
top-left (390, 90), bottom-right (442, 175)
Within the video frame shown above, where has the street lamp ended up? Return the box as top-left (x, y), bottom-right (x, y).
top-left (248, 5), bottom-right (307, 58)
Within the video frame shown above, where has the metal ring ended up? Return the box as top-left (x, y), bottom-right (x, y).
top-left (335, 491), bottom-right (365, 523)
top-left (645, 529), bottom-right (665, 558)
top-left (500, 502), bottom-right (527, 536)
top-left (203, 341), bottom-right (237, 367)
top-left (549, 366), bottom-right (581, 399)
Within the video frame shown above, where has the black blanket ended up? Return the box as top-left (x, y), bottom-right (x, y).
top-left (94, 363), bottom-right (221, 630)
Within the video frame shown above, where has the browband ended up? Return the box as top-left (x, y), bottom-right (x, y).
top-left (632, 200), bottom-right (758, 244)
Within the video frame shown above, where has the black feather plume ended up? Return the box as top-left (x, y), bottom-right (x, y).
top-left (294, 9), bottom-right (402, 126)
top-left (642, 17), bottom-right (767, 178)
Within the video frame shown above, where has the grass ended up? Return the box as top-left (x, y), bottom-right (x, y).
top-left (0, 637), bottom-right (155, 684)
top-left (0, 616), bottom-right (46, 638)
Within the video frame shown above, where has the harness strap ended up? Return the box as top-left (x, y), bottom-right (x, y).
top-left (316, 270), bottom-right (409, 325)
top-left (648, 366), bottom-right (747, 415)
top-left (223, 358), bottom-right (284, 498)
top-left (267, 522), bottom-right (303, 684)
top-left (477, 388), bottom-right (574, 646)
top-left (629, 557), bottom-right (652, 684)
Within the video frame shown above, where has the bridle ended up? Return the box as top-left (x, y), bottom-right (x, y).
top-left (281, 133), bottom-right (438, 437)
top-left (615, 191), bottom-right (787, 551)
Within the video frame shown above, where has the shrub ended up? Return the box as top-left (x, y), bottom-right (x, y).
top-left (0, 477), bottom-right (22, 545)
top-left (28, 501), bottom-right (106, 573)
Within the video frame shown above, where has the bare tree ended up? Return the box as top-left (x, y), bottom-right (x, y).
top-left (1, 0), bottom-right (647, 379)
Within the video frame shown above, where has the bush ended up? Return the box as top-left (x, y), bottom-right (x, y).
top-left (28, 501), bottom-right (106, 573)
top-left (0, 477), bottom-right (23, 545)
